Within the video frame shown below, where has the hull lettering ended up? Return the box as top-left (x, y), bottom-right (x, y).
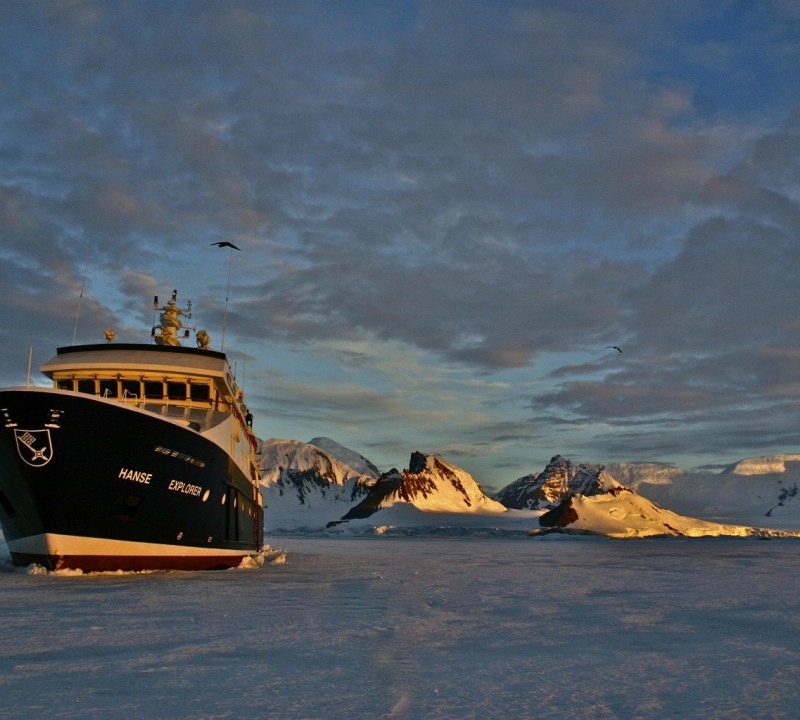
top-left (168, 479), bottom-right (203, 497)
top-left (118, 467), bottom-right (152, 484)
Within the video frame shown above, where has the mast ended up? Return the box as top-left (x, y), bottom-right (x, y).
top-left (210, 241), bottom-right (242, 351)
top-left (221, 247), bottom-right (233, 350)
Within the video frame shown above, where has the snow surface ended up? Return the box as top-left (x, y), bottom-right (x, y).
top-left (3, 533), bottom-right (800, 720)
top-left (7, 443), bottom-right (800, 717)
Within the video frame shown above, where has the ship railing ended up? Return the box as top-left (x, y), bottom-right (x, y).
top-left (115, 393), bottom-right (225, 418)
top-left (145, 402), bottom-right (225, 430)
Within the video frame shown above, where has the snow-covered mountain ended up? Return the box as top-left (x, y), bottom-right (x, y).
top-left (722, 454), bottom-right (800, 475)
top-left (602, 461), bottom-right (687, 486)
top-left (494, 455), bottom-right (622, 510)
top-left (496, 454), bottom-right (800, 530)
top-left (537, 486), bottom-right (798, 539)
top-left (340, 451), bottom-right (507, 522)
top-left (307, 436), bottom-right (381, 478)
top-left (258, 441), bottom-right (510, 530)
top-left (257, 435), bottom-right (800, 535)
top-left (258, 439), bottom-right (376, 529)
top-left (610, 456), bottom-right (800, 529)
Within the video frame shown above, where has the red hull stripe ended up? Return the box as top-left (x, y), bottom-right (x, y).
top-left (11, 551), bottom-right (246, 572)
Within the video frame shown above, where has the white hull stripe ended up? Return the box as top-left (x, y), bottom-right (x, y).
top-left (8, 533), bottom-right (250, 558)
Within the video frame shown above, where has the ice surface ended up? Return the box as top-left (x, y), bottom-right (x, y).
top-left (2, 532), bottom-right (800, 719)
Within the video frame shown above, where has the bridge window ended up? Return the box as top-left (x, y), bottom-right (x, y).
top-left (56, 379), bottom-right (73, 391)
top-left (99, 379), bottom-right (117, 398)
top-left (77, 379), bottom-right (95, 394)
top-left (144, 381), bottom-right (163, 399)
top-left (190, 383), bottom-right (211, 402)
top-left (167, 382), bottom-right (187, 400)
top-left (121, 380), bottom-right (140, 398)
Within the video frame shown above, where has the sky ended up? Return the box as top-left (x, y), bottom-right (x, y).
top-left (2, 0), bottom-right (800, 491)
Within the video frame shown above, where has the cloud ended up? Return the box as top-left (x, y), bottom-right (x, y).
top-left (2, 1), bottom-right (800, 479)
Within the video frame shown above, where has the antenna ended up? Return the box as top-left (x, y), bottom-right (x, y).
top-left (71, 255), bottom-right (90, 345)
top-left (151, 295), bottom-right (158, 343)
top-left (26, 347), bottom-right (33, 387)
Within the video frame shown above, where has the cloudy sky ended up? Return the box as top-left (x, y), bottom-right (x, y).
top-left (2, 1), bottom-right (800, 489)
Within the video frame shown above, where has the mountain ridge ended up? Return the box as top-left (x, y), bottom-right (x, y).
top-left (257, 438), bottom-right (800, 533)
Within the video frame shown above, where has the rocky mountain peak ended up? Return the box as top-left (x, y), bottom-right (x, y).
top-left (341, 451), bottom-right (506, 520)
top-left (495, 455), bottom-right (622, 510)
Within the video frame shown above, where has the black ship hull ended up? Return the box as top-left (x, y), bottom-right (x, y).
top-left (0, 388), bottom-right (262, 571)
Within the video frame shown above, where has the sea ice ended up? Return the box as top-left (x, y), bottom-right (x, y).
top-left (1, 533), bottom-right (800, 719)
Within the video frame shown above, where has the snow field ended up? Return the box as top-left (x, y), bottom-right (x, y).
top-left (2, 535), bottom-right (800, 719)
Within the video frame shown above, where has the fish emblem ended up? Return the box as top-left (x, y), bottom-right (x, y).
top-left (14, 429), bottom-right (53, 467)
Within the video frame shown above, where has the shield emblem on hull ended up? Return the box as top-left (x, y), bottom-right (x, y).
top-left (14, 429), bottom-right (53, 467)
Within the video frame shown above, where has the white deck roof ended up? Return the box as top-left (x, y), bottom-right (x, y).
top-left (40, 343), bottom-right (231, 381)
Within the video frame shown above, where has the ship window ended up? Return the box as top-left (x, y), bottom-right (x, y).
top-left (121, 380), bottom-right (140, 398)
top-left (56, 379), bottom-right (73, 391)
top-left (144, 381), bottom-right (163, 399)
top-left (190, 383), bottom-right (211, 402)
top-left (167, 382), bottom-right (187, 400)
top-left (99, 379), bottom-right (117, 398)
top-left (77, 379), bottom-right (95, 394)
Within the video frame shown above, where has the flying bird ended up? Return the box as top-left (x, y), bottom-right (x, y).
top-left (606, 346), bottom-right (623, 353)
top-left (210, 241), bottom-right (242, 251)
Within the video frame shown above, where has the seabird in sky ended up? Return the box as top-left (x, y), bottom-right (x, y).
top-left (210, 241), bottom-right (242, 251)
top-left (606, 346), bottom-right (623, 353)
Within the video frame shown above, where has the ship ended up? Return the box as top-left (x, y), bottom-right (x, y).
top-left (0, 290), bottom-right (264, 571)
